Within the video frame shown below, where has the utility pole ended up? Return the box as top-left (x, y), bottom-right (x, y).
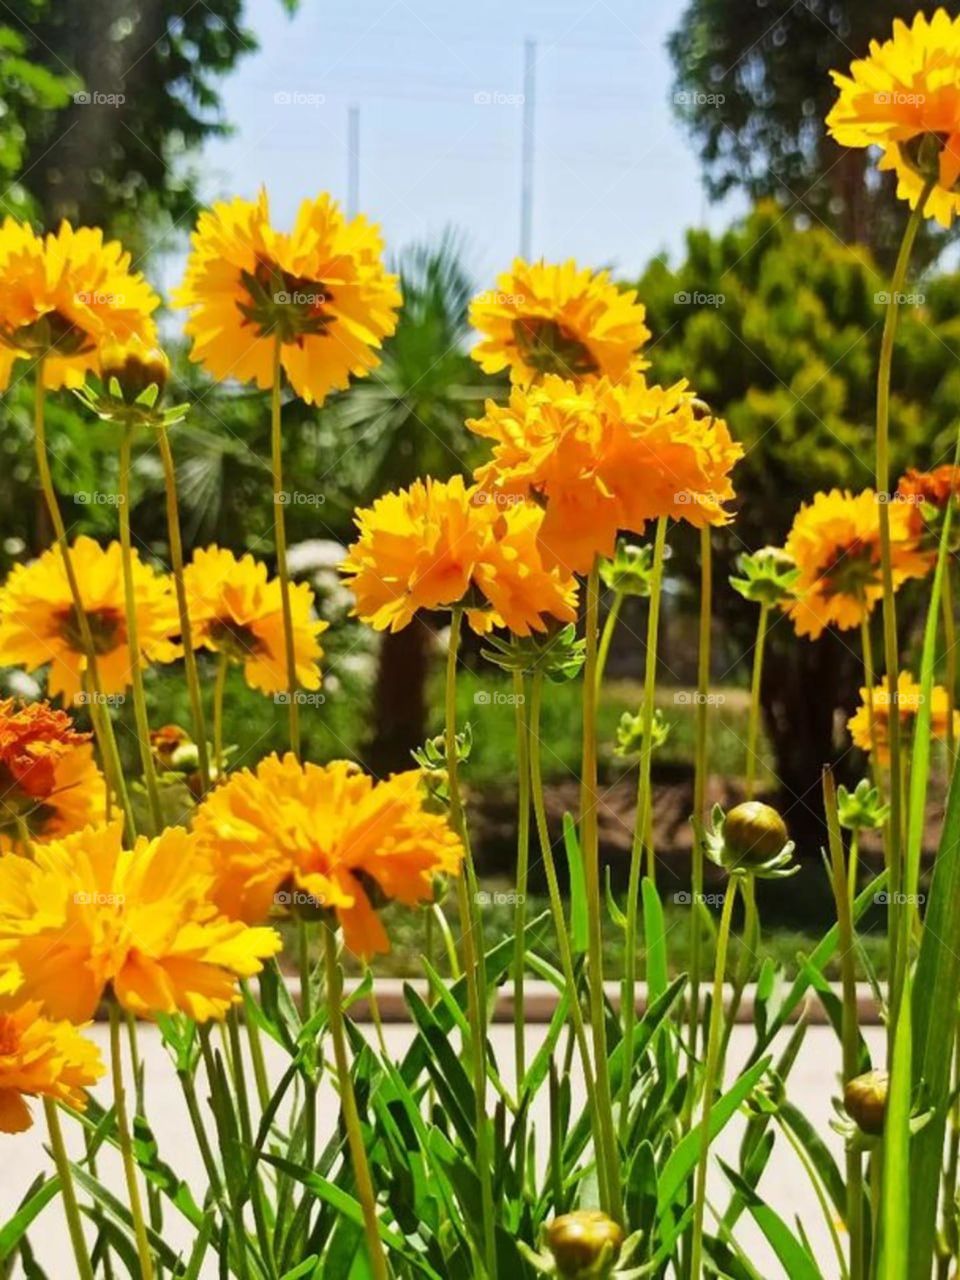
top-left (520, 38), bottom-right (536, 258)
top-left (347, 105), bottom-right (360, 217)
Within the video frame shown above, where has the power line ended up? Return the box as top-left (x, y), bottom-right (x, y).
top-left (520, 37), bottom-right (536, 258)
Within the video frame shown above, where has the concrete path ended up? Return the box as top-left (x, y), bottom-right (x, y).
top-left (1, 1021), bottom-right (884, 1279)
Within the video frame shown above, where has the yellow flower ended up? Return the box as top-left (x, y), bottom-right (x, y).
top-left (783, 489), bottom-right (929, 639)
top-left (827, 9), bottom-right (960, 227)
top-left (340, 474), bottom-right (578, 634)
top-left (191, 754), bottom-right (463, 957)
top-left (469, 258), bottom-right (649, 385)
top-left (848, 670), bottom-right (958, 762)
top-left (468, 374), bottom-right (741, 574)
top-left (0, 1000), bottom-right (104, 1133)
top-left (0, 820), bottom-right (281, 1023)
top-left (174, 188), bottom-right (401, 405)
top-left (0, 218), bottom-right (159, 389)
top-left (183, 546), bottom-right (327, 694)
top-left (0, 698), bottom-right (106, 852)
top-left (0, 537), bottom-right (181, 703)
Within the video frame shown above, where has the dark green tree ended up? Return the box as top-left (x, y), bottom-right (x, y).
top-left (0, 0), bottom-right (295, 243)
top-left (636, 202), bottom-right (960, 810)
top-left (667, 0), bottom-right (953, 258)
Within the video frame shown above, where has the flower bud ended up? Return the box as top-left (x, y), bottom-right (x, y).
top-left (546, 1210), bottom-right (624, 1278)
top-left (723, 801), bottom-right (789, 867)
top-left (100, 336), bottom-right (170, 404)
top-left (844, 1069), bottom-right (888, 1136)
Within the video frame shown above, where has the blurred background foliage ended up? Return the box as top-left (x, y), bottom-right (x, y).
top-left (0, 0), bottom-right (954, 872)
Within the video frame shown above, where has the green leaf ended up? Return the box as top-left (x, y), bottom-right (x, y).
top-left (0, 1177), bottom-right (60, 1260)
top-left (641, 877), bottom-right (668, 1001)
top-left (883, 974), bottom-right (912, 1280)
top-left (720, 1163), bottom-right (825, 1280)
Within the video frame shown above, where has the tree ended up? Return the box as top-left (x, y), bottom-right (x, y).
top-left (667, 0), bottom-right (952, 259)
top-left (0, 0), bottom-right (295, 244)
top-left (635, 202), bottom-right (960, 812)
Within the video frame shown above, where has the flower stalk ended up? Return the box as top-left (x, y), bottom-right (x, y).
top-left (270, 334), bottom-right (301, 757)
top-left (109, 1001), bottom-right (155, 1280)
top-left (43, 1097), bottom-right (96, 1280)
top-left (512, 668), bottom-right (531, 1187)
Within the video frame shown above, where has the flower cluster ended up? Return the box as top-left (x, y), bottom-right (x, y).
top-left (848, 670), bottom-right (959, 762)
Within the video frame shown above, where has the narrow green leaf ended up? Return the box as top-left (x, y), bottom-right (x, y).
top-left (883, 977), bottom-right (912, 1280)
top-left (721, 1163), bottom-right (825, 1280)
top-left (641, 876), bottom-right (668, 1001)
top-left (563, 813), bottom-right (589, 953)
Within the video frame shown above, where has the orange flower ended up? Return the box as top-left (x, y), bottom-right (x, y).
top-left (0, 537), bottom-right (180, 703)
top-left (468, 374), bottom-right (741, 573)
top-left (783, 489), bottom-right (929, 639)
top-left (0, 821), bottom-right (281, 1023)
top-left (191, 754), bottom-right (463, 957)
top-left (174, 189), bottom-right (400, 405)
top-left (0, 218), bottom-right (159, 390)
top-left (0, 699), bottom-right (106, 851)
top-left (848, 670), bottom-right (958, 762)
top-left (183, 546), bottom-right (327, 694)
top-left (898, 464), bottom-right (960, 508)
top-left (469, 258), bottom-right (650, 385)
top-left (0, 1001), bottom-right (104, 1133)
top-left (340, 474), bottom-right (578, 634)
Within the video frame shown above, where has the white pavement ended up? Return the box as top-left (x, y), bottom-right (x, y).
top-left (1, 1021), bottom-right (884, 1279)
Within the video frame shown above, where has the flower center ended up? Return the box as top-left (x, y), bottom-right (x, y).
top-left (237, 256), bottom-right (337, 345)
top-left (818, 537), bottom-right (881, 599)
top-left (208, 617), bottom-right (262, 662)
top-left (899, 132), bottom-right (956, 187)
top-left (55, 605), bottom-right (125, 655)
top-left (0, 1015), bottom-right (18, 1057)
top-left (512, 316), bottom-right (600, 379)
top-left (2, 309), bottom-right (95, 359)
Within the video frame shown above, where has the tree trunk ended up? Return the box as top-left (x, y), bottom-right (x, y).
top-left (367, 622), bottom-right (430, 776)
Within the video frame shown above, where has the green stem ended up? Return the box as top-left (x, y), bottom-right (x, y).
top-left (118, 428), bottom-right (162, 833)
top-left (580, 558), bottom-right (622, 1216)
top-left (109, 1002), bottom-right (154, 1280)
top-left (323, 926), bottom-right (390, 1280)
top-left (242, 981), bottom-right (271, 1111)
top-left (875, 178), bottom-right (934, 1041)
top-left (620, 517), bottom-right (668, 1140)
top-left (445, 607), bottom-right (497, 1277)
top-left (944, 561), bottom-right (957, 763)
top-left (690, 876), bottom-right (739, 1279)
top-left (596, 590), bottom-right (624, 686)
top-left (158, 428), bottom-right (210, 791)
top-left (824, 767), bottom-right (865, 1280)
top-left (213, 652), bottom-right (228, 773)
top-left (511, 668), bottom-right (531, 1189)
top-left (686, 527), bottom-right (713, 1121)
top-left (270, 335), bottom-right (300, 758)
top-left (860, 614), bottom-right (883, 794)
top-left (529, 673), bottom-right (608, 1211)
top-left (297, 918), bottom-right (317, 1174)
top-left (745, 604), bottom-right (769, 800)
top-left (32, 365), bottom-right (134, 839)
top-left (43, 1098), bottom-right (95, 1280)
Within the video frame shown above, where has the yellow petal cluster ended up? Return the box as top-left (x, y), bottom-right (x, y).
top-left (469, 258), bottom-right (650, 385)
top-left (0, 821), bottom-right (281, 1023)
top-left (0, 1000), bottom-right (104, 1133)
top-left (468, 374), bottom-right (741, 574)
top-left (191, 754), bottom-right (463, 957)
top-left (783, 489), bottom-right (929, 639)
top-left (0, 537), bottom-right (180, 703)
top-left (175, 189), bottom-right (401, 404)
top-left (184, 546), bottom-right (327, 694)
top-left (0, 218), bottom-right (159, 388)
top-left (848, 669), bottom-right (959, 762)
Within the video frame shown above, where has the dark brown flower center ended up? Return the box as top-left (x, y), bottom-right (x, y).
top-left (208, 617), bottom-right (263, 662)
top-left (818, 537), bottom-right (881, 599)
top-left (3, 309), bottom-right (95, 359)
top-left (55, 605), bottom-right (125, 655)
top-left (237, 256), bottom-right (337, 345)
top-left (512, 316), bottom-right (599, 379)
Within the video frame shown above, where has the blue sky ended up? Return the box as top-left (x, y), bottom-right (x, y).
top-left (175, 0), bottom-right (744, 291)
